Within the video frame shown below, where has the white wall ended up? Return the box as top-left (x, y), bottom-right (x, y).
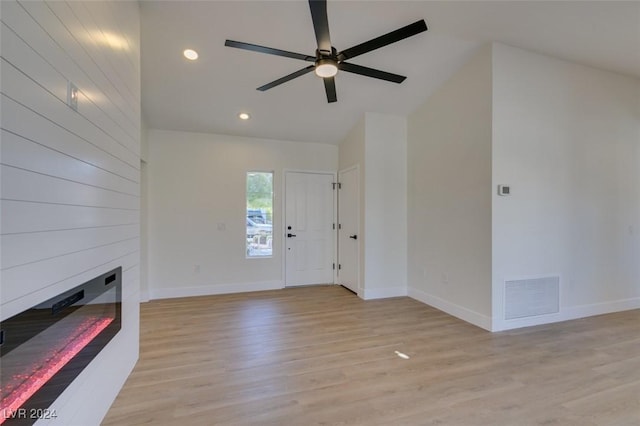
top-left (338, 114), bottom-right (408, 299)
top-left (363, 113), bottom-right (408, 299)
top-left (147, 129), bottom-right (338, 298)
top-left (491, 43), bottom-right (640, 330)
top-left (406, 42), bottom-right (639, 331)
top-left (338, 117), bottom-right (365, 294)
top-left (1, 0), bottom-right (140, 424)
top-left (407, 45), bottom-right (493, 330)
top-left (338, 117), bottom-right (365, 174)
top-left (140, 121), bottom-right (149, 302)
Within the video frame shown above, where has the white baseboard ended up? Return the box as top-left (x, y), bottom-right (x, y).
top-left (564, 297), bottom-right (640, 319)
top-left (149, 280), bottom-right (283, 300)
top-left (139, 289), bottom-right (150, 303)
top-left (493, 297), bottom-right (640, 331)
top-left (361, 286), bottom-right (407, 300)
top-left (408, 287), bottom-right (492, 331)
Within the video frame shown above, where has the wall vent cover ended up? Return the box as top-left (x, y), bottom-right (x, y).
top-left (505, 276), bottom-right (559, 320)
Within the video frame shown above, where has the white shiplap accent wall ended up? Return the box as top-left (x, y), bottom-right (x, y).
top-left (1, 1), bottom-right (140, 424)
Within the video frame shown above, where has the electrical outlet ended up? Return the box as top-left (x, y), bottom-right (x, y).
top-left (217, 223), bottom-right (226, 231)
top-left (441, 273), bottom-right (448, 285)
top-left (194, 264), bottom-right (201, 274)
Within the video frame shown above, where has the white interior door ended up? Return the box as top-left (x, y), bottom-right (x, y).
top-left (337, 166), bottom-right (359, 293)
top-left (285, 172), bottom-right (335, 286)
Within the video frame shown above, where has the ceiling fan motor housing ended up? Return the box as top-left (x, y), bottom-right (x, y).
top-left (317, 47), bottom-right (338, 60)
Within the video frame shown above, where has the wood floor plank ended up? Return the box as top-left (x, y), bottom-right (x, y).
top-left (103, 285), bottom-right (640, 425)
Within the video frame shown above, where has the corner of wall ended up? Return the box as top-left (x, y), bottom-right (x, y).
top-left (490, 43), bottom-right (640, 331)
top-left (361, 113), bottom-right (408, 294)
top-left (406, 43), bottom-right (493, 324)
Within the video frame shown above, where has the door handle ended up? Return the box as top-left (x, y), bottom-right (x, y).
top-left (287, 233), bottom-right (297, 238)
top-left (349, 235), bottom-right (358, 240)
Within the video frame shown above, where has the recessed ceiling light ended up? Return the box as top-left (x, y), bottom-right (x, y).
top-left (238, 112), bottom-right (250, 120)
top-left (183, 49), bottom-right (198, 60)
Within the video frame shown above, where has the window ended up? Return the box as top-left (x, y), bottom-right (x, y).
top-left (246, 172), bottom-right (273, 257)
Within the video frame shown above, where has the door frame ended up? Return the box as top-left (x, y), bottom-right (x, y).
top-left (337, 164), bottom-right (361, 295)
top-left (282, 169), bottom-right (338, 287)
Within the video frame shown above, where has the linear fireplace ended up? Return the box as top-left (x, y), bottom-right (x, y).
top-left (0, 267), bottom-right (122, 425)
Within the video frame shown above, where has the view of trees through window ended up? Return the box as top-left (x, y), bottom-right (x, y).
top-left (246, 172), bottom-right (273, 257)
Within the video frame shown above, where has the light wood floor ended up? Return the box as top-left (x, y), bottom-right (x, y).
top-left (103, 286), bottom-right (640, 425)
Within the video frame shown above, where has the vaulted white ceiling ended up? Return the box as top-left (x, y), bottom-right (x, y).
top-left (140, 1), bottom-right (640, 145)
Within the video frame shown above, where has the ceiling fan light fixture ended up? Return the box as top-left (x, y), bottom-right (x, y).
top-left (224, 0), bottom-right (428, 103)
top-left (315, 59), bottom-right (338, 78)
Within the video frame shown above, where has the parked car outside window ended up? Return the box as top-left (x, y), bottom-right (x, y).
top-left (246, 218), bottom-right (272, 238)
top-left (247, 209), bottom-right (268, 224)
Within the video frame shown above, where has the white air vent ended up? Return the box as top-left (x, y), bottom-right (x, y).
top-left (505, 276), bottom-right (559, 320)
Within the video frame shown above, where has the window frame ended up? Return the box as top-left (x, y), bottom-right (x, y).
top-left (245, 171), bottom-right (274, 259)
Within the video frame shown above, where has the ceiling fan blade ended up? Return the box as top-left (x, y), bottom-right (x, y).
top-left (338, 62), bottom-right (406, 83)
top-left (323, 76), bottom-right (337, 103)
top-left (338, 20), bottom-right (427, 61)
top-left (308, 0), bottom-right (332, 53)
top-left (257, 65), bottom-right (315, 91)
top-left (225, 40), bottom-right (315, 62)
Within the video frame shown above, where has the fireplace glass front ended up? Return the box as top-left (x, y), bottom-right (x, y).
top-left (0, 267), bottom-right (122, 425)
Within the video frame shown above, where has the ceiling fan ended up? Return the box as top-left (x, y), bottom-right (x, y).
top-left (224, 0), bottom-right (427, 103)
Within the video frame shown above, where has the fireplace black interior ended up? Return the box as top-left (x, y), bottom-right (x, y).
top-left (0, 267), bottom-right (122, 425)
